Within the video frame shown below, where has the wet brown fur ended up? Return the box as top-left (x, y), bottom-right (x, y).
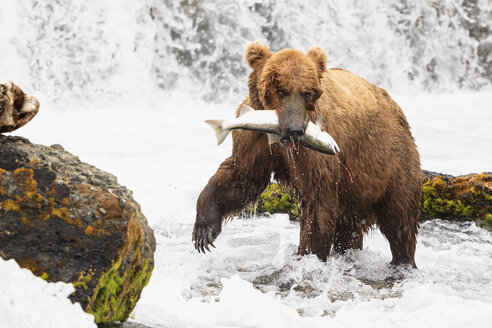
top-left (195, 42), bottom-right (421, 267)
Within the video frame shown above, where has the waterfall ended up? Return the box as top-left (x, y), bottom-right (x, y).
top-left (1, 0), bottom-right (490, 103)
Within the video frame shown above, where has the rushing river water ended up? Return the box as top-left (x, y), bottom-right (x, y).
top-left (1, 0), bottom-right (491, 103)
top-left (1, 0), bottom-right (491, 327)
top-left (12, 93), bottom-right (492, 327)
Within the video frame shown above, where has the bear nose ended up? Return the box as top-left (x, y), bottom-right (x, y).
top-left (286, 127), bottom-right (305, 138)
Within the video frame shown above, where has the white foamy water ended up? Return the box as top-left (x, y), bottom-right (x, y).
top-left (1, 0), bottom-right (492, 327)
top-left (1, 0), bottom-right (491, 103)
top-left (10, 92), bottom-right (492, 327)
top-left (0, 259), bottom-right (96, 328)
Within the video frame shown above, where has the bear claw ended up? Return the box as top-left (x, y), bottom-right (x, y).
top-left (192, 224), bottom-right (219, 254)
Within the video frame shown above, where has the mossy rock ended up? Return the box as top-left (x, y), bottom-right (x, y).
top-left (476, 213), bottom-right (492, 231)
top-left (244, 183), bottom-right (300, 220)
top-left (250, 171), bottom-right (492, 231)
top-left (420, 171), bottom-right (492, 225)
top-left (0, 136), bottom-right (156, 325)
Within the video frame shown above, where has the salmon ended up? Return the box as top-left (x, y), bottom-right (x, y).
top-left (206, 104), bottom-right (340, 155)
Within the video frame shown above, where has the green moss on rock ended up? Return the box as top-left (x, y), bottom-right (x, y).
top-left (73, 273), bottom-right (92, 291)
top-left (420, 173), bottom-right (492, 225)
top-left (85, 258), bottom-right (153, 323)
top-left (245, 183), bottom-right (300, 220)
top-left (250, 172), bottom-right (492, 231)
top-left (0, 135), bottom-right (156, 326)
top-left (476, 213), bottom-right (492, 231)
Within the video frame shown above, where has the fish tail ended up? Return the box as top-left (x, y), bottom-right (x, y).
top-left (205, 119), bottom-right (230, 145)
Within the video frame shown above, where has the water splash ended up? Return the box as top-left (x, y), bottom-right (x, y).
top-left (140, 215), bottom-right (492, 327)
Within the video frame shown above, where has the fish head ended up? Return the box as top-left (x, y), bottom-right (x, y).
top-left (254, 47), bottom-right (325, 143)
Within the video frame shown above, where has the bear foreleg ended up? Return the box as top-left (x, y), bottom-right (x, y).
top-left (193, 156), bottom-right (271, 253)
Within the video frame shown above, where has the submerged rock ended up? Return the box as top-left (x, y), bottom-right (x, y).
top-left (0, 135), bottom-right (156, 325)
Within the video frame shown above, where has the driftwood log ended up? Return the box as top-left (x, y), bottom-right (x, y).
top-left (0, 81), bottom-right (39, 133)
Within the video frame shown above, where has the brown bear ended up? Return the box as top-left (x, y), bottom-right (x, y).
top-left (193, 42), bottom-right (421, 267)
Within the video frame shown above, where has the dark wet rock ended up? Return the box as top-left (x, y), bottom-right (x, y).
top-left (421, 169), bottom-right (454, 180)
top-left (0, 135), bottom-right (156, 325)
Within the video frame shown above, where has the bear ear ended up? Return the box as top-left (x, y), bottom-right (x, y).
top-left (245, 41), bottom-right (273, 71)
top-left (306, 46), bottom-right (327, 77)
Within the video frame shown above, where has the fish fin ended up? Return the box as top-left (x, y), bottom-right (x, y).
top-left (239, 103), bottom-right (255, 117)
top-left (266, 133), bottom-right (282, 145)
top-left (315, 115), bottom-right (323, 127)
top-left (205, 119), bottom-right (230, 145)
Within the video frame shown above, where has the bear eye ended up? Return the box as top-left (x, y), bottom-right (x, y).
top-left (303, 92), bottom-right (312, 101)
top-left (276, 89), bottom-right (287, 99)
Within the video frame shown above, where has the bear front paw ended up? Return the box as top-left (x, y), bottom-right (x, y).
top-left (192, 220), bottom-right (221, 254)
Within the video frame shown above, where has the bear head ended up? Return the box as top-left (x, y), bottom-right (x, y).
top-left (245, 42), bottom-right (326, 140)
